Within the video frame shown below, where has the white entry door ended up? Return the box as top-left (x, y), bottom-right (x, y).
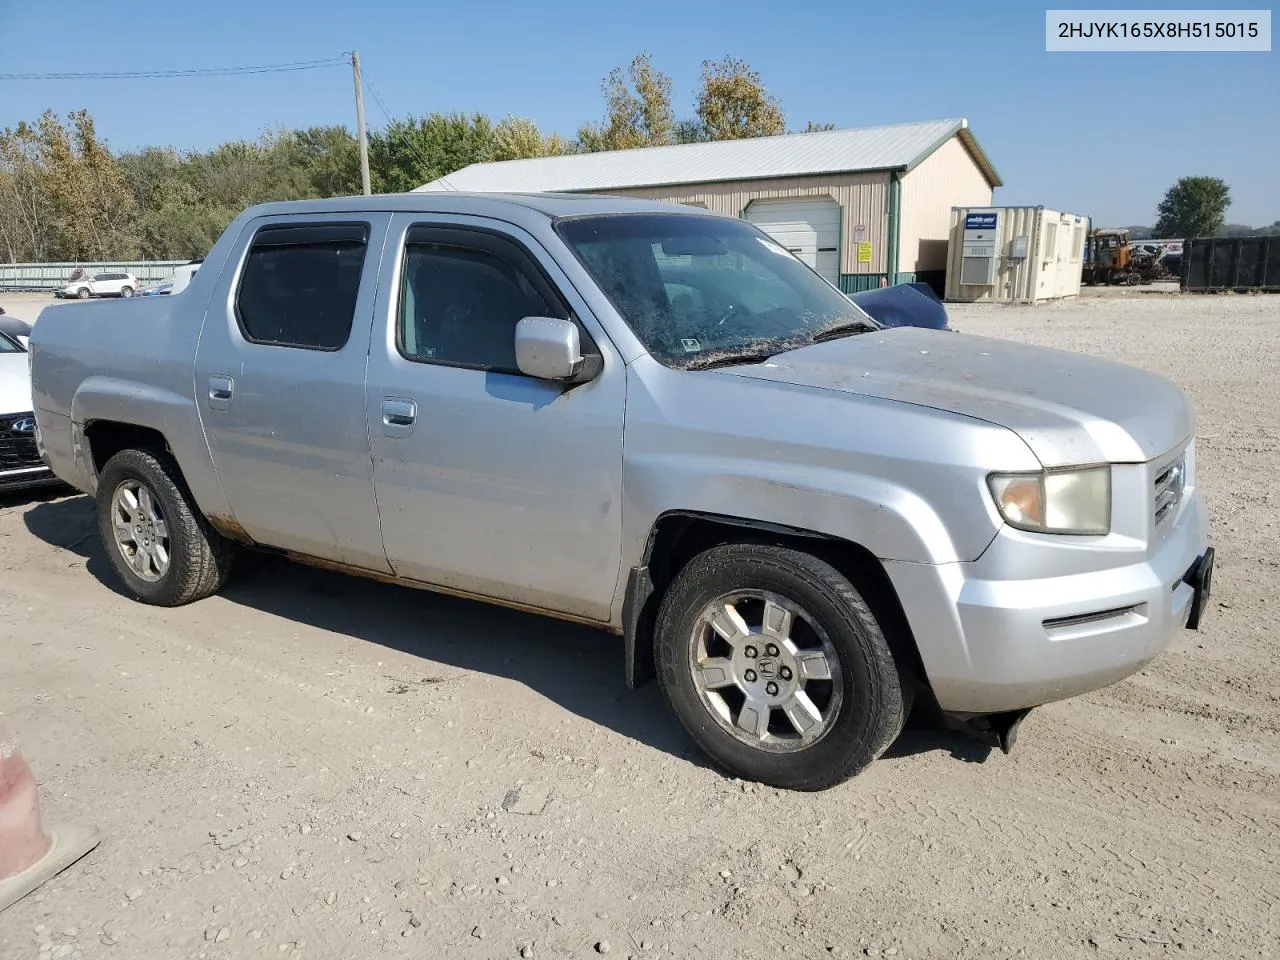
top-left (747, 198), bottom-right (841, 284)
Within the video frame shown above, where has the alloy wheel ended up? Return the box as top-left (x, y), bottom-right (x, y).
top-left (688, 590), bottom-right (843, 752)
top-left (109, 479), bottom-right (170, 582)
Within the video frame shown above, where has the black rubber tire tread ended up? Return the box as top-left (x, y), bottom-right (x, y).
top-left (96, 448), bottom-right (235, 606)
top-left (654, 542), bottom-right (907, 791)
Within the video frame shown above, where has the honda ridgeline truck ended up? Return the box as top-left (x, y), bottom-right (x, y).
top-left (27, 194), bottom-right (1213, 790)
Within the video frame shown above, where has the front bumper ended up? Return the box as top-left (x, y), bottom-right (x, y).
top-left (0, 464), bottom-right (58, 492)
top-left (885, 490), bottom-right (1211, 714)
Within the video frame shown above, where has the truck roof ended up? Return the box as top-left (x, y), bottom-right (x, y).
top-left (241, 191), bottom-right (719, 221)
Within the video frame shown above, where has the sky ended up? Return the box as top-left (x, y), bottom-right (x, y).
top-left (0, 0), bottom-right (1276, 226)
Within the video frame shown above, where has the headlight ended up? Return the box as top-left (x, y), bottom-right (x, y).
top-left (987, 466), bottom-right (1111, 535)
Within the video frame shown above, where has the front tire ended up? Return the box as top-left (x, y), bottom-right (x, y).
top-left (655, 543), bottom-right (909, 791)
top-left (96, 448), bottom-right (235, 606)
top-left (76, 287), bottom-right (90, 299)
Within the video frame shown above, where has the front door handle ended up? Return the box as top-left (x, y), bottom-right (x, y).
top-left (382, 398), bottom-right (417, 433)
top-left (208, 375), bottom-right (234, 410)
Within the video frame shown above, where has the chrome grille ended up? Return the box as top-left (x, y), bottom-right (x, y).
top-left (1153, 454), bottom-right (1186, 527)
top-left (0, 412), bottom-right (42, 471)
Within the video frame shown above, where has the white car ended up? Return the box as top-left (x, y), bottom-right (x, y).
top-left (56, 271), bottom-right (139, 300)
top-left (0, 331), bottom-right (55, 492)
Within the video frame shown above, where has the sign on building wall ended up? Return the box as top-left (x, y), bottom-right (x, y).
top-left (856, 242), bottom-right (873, 264)
top-left (853, 225), bottom-right (867, 242)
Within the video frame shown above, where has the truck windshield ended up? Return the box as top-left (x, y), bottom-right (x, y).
top-left (555, 213), bottom-right (879, 369)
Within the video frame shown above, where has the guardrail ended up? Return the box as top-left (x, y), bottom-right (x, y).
top-left (0, 261), bottom-right (188, 292)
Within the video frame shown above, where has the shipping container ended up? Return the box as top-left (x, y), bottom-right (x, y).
top-left (1181, 236), bottom-right (1280, 292)
top-left (944, 206), bottom-right (1087, 303)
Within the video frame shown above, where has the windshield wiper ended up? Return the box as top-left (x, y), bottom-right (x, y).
top-left (683, 348), bottom-right (778, 371)
top-left (810, 319), bottom-right (877, 343)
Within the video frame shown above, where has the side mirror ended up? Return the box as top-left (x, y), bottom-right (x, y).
top-left (515, 316), bottom-right (599, 383)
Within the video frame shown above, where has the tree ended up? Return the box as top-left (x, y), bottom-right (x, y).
top-left (799, 121), bottom-right (836, 133)
top-left (292, 126), bottom-right (361, 197)
top-left (578, 52), bottom-right (675, 151)
top-left (369, 112), bottom-right (494, 192)
top-left (695, 57), bottom-right (785, 141)
top-left (1153, 176), bottom-right (1230, 238)
top-left (0, 54), bottom-right (794, 263)
top-left (0, 121), bottom-right (56, 261)
top-left (1221, 221), bottom-right (1280, 237)
top-left (542, 132), bottom-right (571, 157)
top-left (674, 118), bottom-right (707, 144)
top-left (490, 116), bottom-right (568, 162)
top-left (9, 110), bottom-right (138, 261)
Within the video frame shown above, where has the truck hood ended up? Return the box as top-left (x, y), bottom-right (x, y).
top-left (716, 327), bottom-right (1192, 467)
top-left (0, 351), bottom-right (34, 414)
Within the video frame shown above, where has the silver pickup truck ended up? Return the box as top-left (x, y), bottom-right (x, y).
top-left (29, 194), bottom-right (1213, 790)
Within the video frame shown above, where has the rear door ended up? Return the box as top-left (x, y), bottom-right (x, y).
top-left (193, 213), bottom-right (393, 572)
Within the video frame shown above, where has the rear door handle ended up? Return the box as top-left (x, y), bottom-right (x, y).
top-left (381, 398), bottom-right (417, 435)
top-left (208, 375), bottom-right (234, 410)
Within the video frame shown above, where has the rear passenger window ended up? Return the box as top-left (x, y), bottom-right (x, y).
top-left (399, 236), bottom-right (559, 373)
top-left (236, 223), bottom-right (369, 350)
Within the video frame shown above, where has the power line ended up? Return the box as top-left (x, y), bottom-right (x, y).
top-left (0, 57), bottom-right (349, 82)
top-left (359, 65), bottom-right (435, 179)
top-left (360, 70), bottom-right (399, 129)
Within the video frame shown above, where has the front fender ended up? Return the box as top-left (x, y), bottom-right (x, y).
top-left (611, 460), bottom-right (989, 688)
top-left (622, 453), bottom-right (966, 565)
top-left (70, 377), bottom-right (230, 521)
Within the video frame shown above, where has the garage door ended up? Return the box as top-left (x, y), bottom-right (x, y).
top-left (746, 198), bottom-right (841, 284)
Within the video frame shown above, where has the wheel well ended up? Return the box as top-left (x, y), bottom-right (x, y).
top-left (85, 421), bottom-right (169, 476)
top-left (625, 513), bottom-right (928, 694)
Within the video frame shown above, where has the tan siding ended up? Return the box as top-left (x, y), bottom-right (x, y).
top-left (592, 172), bottom-right (892, 274)
top-left (898, 135), bottom-right (993, 274)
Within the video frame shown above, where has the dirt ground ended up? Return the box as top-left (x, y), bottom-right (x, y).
top-left (1, 289), bottom-right (1277, 960)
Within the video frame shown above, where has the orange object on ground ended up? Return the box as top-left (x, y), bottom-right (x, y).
top-left (0, 725), bottom-right (100, 913)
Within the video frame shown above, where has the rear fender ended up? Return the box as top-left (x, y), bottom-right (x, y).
top-left (70, 377), bottom-right (230, 520)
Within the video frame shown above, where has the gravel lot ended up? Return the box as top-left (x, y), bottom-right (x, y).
top-left (1, 289), bottom-right (1277, 960)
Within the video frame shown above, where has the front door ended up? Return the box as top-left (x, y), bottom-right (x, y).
top-left (193, 213), bottom-right (392, 572)
top-left (364, 215), bottom-right (626, 621)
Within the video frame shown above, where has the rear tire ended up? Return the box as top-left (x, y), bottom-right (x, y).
top-left (119, 286), bottom-right (134, 298)
top-left (654, 543), bottom-right (909, 791)
top-left (96, 448), bottom-right (235, 606)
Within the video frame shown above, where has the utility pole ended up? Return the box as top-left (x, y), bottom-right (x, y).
top-left (351, 50), bottom-right (371, 195)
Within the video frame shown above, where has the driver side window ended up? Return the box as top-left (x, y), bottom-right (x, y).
top-left (399, 239), bottom-right (558, 374)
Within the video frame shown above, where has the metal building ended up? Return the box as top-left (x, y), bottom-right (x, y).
top-left (415, 118), bottom-right (1001, 294)
top-left (944, 206), bottom-right (1088, 303)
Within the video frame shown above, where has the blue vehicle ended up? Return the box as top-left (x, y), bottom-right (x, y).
top-left (848, 282), bottom-right (950, 330)
top-left (0, 307), bottom-right (34, 341)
